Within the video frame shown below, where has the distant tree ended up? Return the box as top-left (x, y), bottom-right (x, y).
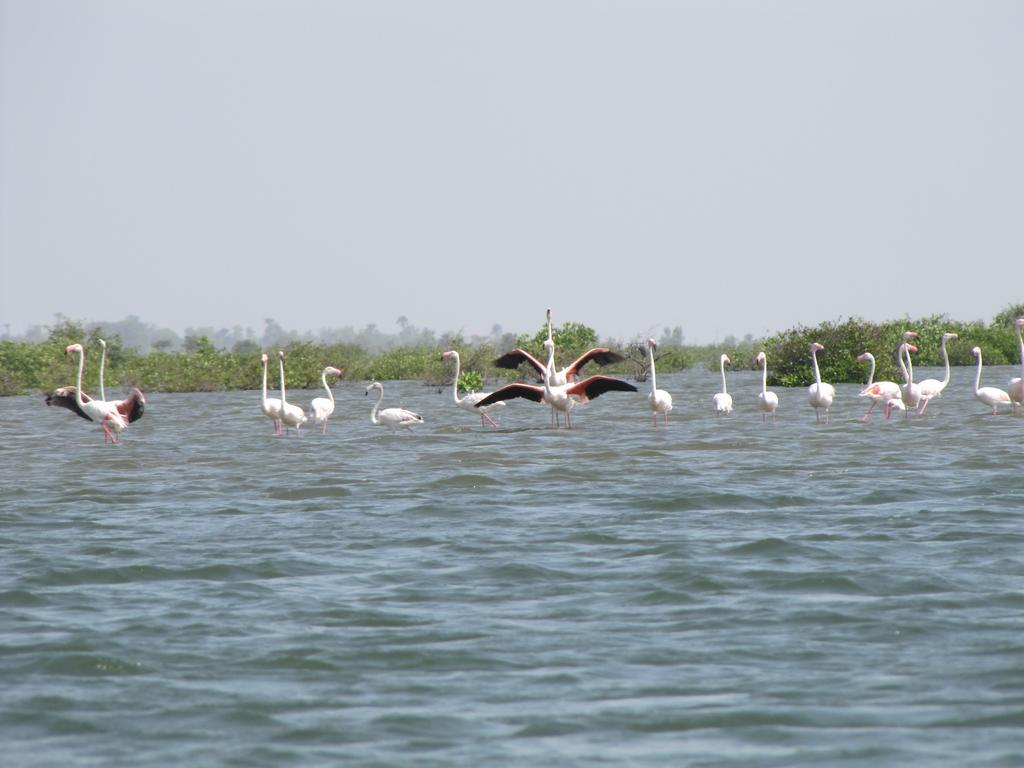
top-left (992, 303), bottom-right (1024, 328)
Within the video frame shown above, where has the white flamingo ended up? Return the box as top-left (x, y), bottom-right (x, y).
top-left (884, 397), bottom-right (906, 418)
top-left (645, 338), bottom-right (673, 425)
top-left (96, 338), bottom-right (146, 423)
top-left (756, 351), bottom-right (779, 422)
top-left (493, 308), bottom-right (624, 387)
top-left (309, 366), bottom-right (343, 433)
top-left (971, 346), bottom-right (1012, 415)
top-left (366, 381), bottom-right (424, 431)
top-left (260, 353), bottom-right (283, 434)
top-left (807, 342), bottom-right (835, 424)
top-left (47, 343), bottom-right (128, 443)
top-left (442, 350), bottom-right (504, 427)
top-left (476, 339), bottom-right (637, 429)
top-left (713, 354), bottom-right (733, 414)
top-left (856, 352), bottom-right (900, 421)
top-left (917, 332), bottom-right (959, 413)
top-left (897, 342), bottom-right (922, 414)
top-left (278, 351), bottom-right (308, 433)
top-left (1008, 318), bottom-right (1023, 409)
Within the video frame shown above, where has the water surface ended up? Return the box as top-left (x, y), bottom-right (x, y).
top-left (2, 366), bottom-right (1022, 766)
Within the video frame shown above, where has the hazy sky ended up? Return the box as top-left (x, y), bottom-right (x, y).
top-left (2, 1), bottom-right (1021, 343)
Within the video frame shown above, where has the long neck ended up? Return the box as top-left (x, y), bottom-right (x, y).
top-left (904, 346), bottom-right (915, 382)
top-left (322, 370), bottom-right (335, 405)
top-left (940, 337), bottom-right (952, 386)
top-left (647, 345), bottom-right (657, 393)
top-left (864, 355), bottom-right (875, 386)
top-left (761, 357), bottom-right (768, 394)
top-left (1017, 325), bottom-right (1024, 378)
top-left (278, 358), bottom-right (288, 406)
top-left (261, 360), bottom-right (269, 403)
top-left (897, 345), bottom-right (910, 384)
top-left (449, 354), bottom-right (462, 403)
top-left (99, 345), bottom-right (107, 401)
top-left (545, 344), bottom-right (557, 390)
top-left (74, 348), bottom-right (87, 408)
top-left (719, 357), bottom-right (728, 393)
top-left (370, 386), bottom-right (383, 423)
top-left (812, 349), bottom-right (822, 386)
top-left (974, 352), bottom-right (983, 394)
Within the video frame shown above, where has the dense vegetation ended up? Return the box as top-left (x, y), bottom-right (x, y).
top-left (1, 306), bottom-right (1020, 396)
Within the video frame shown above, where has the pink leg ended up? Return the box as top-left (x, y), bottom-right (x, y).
top-left (861, 401), bottom-right (876, 422)
top-left (482, 411), bottom-right (499, 427)
top-left (919, 399), bottom-right (928, 415)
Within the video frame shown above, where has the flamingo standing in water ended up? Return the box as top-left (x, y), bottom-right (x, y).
top-left (277, 351), bottom-right (308, 433)
top-left (897, 342), bottom-right (922, 414)
top-left (756, 351), bottom-right (779, 422)
top-left (971, 346), bottom-right (1012, 415)
top-left (477, 339), bottom-right (637, 428)
top-left (807, 342), bottom-right (835, 424)
top-left (442, 350), bottom-right (504, 427)
top-left (95, 338), bottom-right (146, 423)
top-left (260, 353), bottom-right (283, 434)
top-left (366, 381), bottom-right (424, 431)
top-left (856, 352), bottom-right (900, 421)
top-left (492, 308), bottom-right (624, 386)
top-left (309, 366), bottom-right (343, 433)
top-left (645, 338), bottom-right (672, 425)
top-left (1008, 318), bottom-right (1024, 409)
top-left (46, 343), bottom-right (129, 442)
top-left (713, 354), bottom-right (733, 415)
top-left (917, 332), bottom-right (959, 414)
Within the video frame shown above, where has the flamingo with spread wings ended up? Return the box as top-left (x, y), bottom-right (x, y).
top-left (46, 343), bottom-right (136, 443)
top-left (493, 308), bottom-right (623, 385)
top-left (477, 339), bottom-right (636, 428)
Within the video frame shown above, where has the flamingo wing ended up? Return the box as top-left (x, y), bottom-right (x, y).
top-left (492, 349), bottom-right (548, 379)
top-left (475, 383), bottom-right (545, 407)
top-left (45, 387), bottom-right (92, 421)
top-left (115, 388), bottom-right (146, 423)
top-left (563, 348), bottom-right (625, 380)
top-left (566, 375), bottom-right (638, 402)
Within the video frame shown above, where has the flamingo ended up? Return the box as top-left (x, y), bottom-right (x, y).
top-left (917, 332), bottom-right (959, 413)
top-left (856, 352), bottom-right (900, 421)
top-left (493, 308), bottom-right (623, 386)
top-left (756, 351), bottom-right (779, 422)
top-left (884, 397), bottom-right (907, 419)
top-left (442, 350), bottom-right (504, 427)
top-left (96, 338), bottom-right (146, 423)
top-left (366, 381), bottom-right (424, 431)
top-left (277, 351), bottom-right (308, 433)
top-left (46, 343), bottom-right (129, 442)
top-left (897, 342), bottom-right (922, 414)
top-left (309, 366), bottom-right (343, 433)
top-left (259, 353), bottom-right (283, 434)
top-left (971, 346), bottom-right (1012, 415)
top-left (645, 338), bottom-right (673, 425)
top-left (713, 354), bottom-right (733, 414)
top-left (1008, 318), bottom-right (1024, 409)
top-left (476, 339), bottom-right (637, 428)
top-left (807, 342), bottom-right (835, 424)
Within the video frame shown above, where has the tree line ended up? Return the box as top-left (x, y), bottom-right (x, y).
top-left (0, 306), bottom-right (1020, 397)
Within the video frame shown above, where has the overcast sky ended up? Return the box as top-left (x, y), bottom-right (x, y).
top-left (2, 1), bottom-right (1021, 343)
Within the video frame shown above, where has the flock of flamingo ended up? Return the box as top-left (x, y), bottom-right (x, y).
top-left (44, 313), bottom-right (1024, 442)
